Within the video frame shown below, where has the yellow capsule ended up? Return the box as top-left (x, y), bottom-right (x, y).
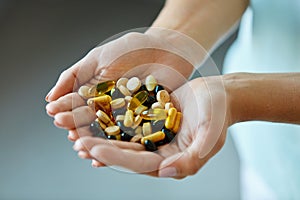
top-left (96, 80), bottom-right (115, 94)
top-left (87, 95), bottom-right (112, 106)
top-left (127, 91), bottom-right (148, 111)
top-left (165, 108), bottom-right (177, 129)
top-left (141, 131), bottom-right (165, 145)
top-left (140, 108), bottom-right (167, 121)
top-left (172, 112), bottom-right (182, 133)
top-left (124, 110), bottom-right (134, 127)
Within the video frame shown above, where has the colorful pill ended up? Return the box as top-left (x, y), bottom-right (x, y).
top-left (87, 95), bottom-right (112, 106)
top-left (151, 102), bottom-right (164, 109)
top-left (142, 122), bottom-right (152, 136)
top-left (154, 85), bottom-right (164, 95)
top-left (126, 77), bottom-right (141, 93)
top-left (119, 85), bottom-right (131, 96)
top-left (110, 98), bottom-right (125, 110)
top-left (78, 85), bottom-right (91, 99)
top-left (172, 112), bottom-right (182, 133)
top-left (107, 134), bottom-right (121, 140)
top-left (140, 108), bottom-right (167, 121)
top-left (121, 132), bottom-right (133, 142)
top-left (141, 131), bottom-right (165, 144)
top-left (130, 134), bottom-right (142, 143)
top-left (124, 110), bottom-right (134, 127)
top-left (156, 90), bottom-right (170, 105)
top-left (145, 75), bottom-right (157, 91)
top-left (165, 108), bottom-right (177, 129)
top-left (96, 80), bottom-right (115, 94)
top-left (96, 110), bottom-right (111, 124)
top-left (105, 126), bottom-right (120, 136)
top-left (132, 115), bottom-right (142, 129)
top-left (116, 77), bottom-right (128, 89)
top-left (161, 128), bottom-right (175, 143)
top-left (144, 140), bottom-right (157, 152)
top-left (127, 91), bottom-right (148, 111)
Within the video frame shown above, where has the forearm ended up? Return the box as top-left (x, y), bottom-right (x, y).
top-left (149, 0), bottom-right (249, 51)
top-left (225, 73), bottom-right (300, 125)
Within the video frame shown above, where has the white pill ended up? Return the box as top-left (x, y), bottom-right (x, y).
top-left (126, 77), bottom-right (141, 93)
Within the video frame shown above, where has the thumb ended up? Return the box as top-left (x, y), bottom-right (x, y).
top-left (158, 149), bottom-right (202, 178)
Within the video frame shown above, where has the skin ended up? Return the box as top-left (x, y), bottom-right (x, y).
top-left (45, 0), bottom-right (299, 178)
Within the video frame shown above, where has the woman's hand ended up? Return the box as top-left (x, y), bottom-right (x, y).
top-left (45, 29), bottom-right (206, 136)
top-left (72, 76), bottom-right (231, 179)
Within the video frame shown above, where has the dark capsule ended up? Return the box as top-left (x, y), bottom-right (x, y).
top-left (111, 87), bottom-right (125, 100)
top-left (155, 140), bottom-right (167, 146)
top-left (89, 121), bottom-right (106, 138)
top-left (107, 135), bottom-right (117, 140)
top-left (121, 132), bottom-right (133, 142)
top-left (151, 120), bottom-right (165, 132)
top-left (116, 121), bottom-right (135, 136)
top-left (144, 140), bottom-right (158, 152)
top-left (154, 85), bottom-right (164, 95)
top-left (161, 128), bottom-right (175, 143)
top-left (143, 95), bottom-right (156, 107)
top-left (136, 85), bottom-right (147, 94)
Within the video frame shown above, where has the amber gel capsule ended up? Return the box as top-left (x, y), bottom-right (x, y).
top-left (127, 91), bottom-right (148, 111)
top-left (140, 108), bottom-right (167, 121)
top-left (87, 80), bottom-right (115, 96)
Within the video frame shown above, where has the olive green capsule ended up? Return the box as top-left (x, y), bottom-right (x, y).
top-left (127, 91), bottom-right (149, 111)
top-left (140, 108), bottom-right (167, 121)
top-left (96, 80), bottom-right (115, 94)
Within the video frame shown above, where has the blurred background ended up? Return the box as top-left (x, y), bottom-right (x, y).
top-left (0, 0), bottom-right (240, 199)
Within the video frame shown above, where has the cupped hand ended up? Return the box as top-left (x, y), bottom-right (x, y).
top-left (45, 30), bottom-right (202, 136)
top-left (73, 76), bottom-right (231, 179)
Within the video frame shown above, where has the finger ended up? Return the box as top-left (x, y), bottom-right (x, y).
top-left (158, 148), bottom-right (207, 178)
top-left (73, 136), bottom-right (145, 152)
top-left (54, 106), bottom-right (96, 129)
top-left (46, 50), bottom-right (98, 102)
top-left (68, 126), bottom-right (92, 141)
top-left (91, 159), bottom-right (106, 168)
top-left (46, 92), bottom-right (85, 116)
top-left (90, 144), bottom-right (163, 174)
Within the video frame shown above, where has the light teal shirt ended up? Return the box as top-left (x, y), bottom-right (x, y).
top-left (223, 0), bottom-right (300, 199)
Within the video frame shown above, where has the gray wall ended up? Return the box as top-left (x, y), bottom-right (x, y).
top-left (0, 1), bottom-right (240, 199)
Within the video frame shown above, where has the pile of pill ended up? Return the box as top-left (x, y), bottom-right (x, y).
top-left (78, 75), bottom-right (182, 151)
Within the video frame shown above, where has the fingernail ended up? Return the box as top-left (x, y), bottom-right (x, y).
top-left (159, 167), bottom-right (177, 177)
top-left (73, 140), bottom-right (82, 151)
top-left (45, 88), bottom-right (54, 101)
